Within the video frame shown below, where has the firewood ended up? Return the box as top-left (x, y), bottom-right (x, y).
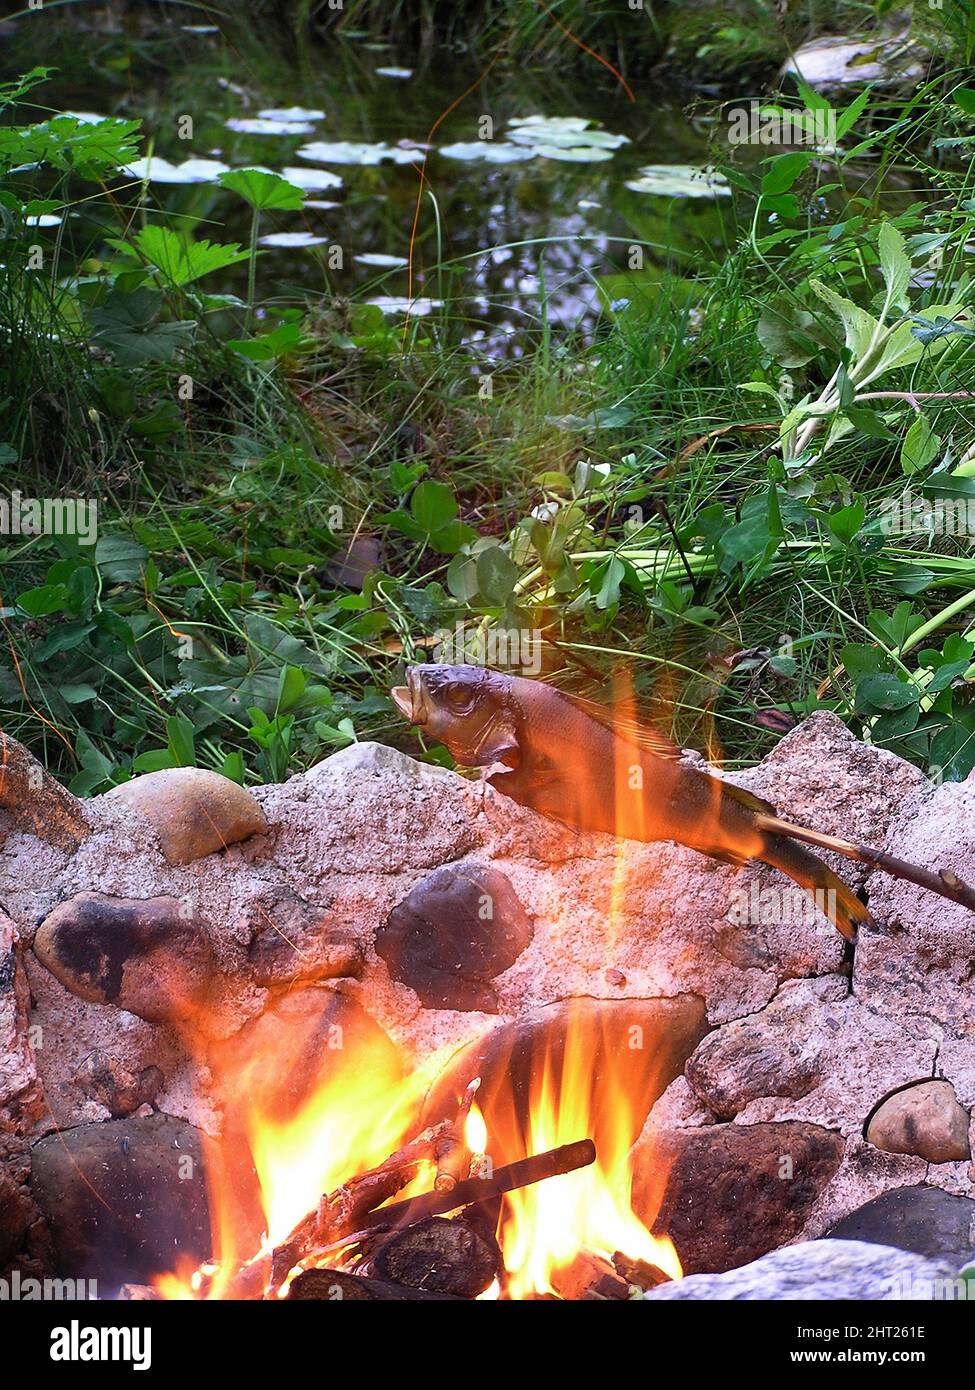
top-left (366, 1214), bottom-right (501, 1298)
top-left (551, 1250), bottom-right (630, 1301)
top-left (612, 1251), bottom-right (672, 1292)
top-left (434, 1077), bottom-right (481, 1192)
top-left (285, 1269), bottom-right (461, 1301)
top-left (353, 1138), bottom-right (596, 1233)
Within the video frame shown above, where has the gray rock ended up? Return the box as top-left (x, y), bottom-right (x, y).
top-left (33, 892), bottom-right (215, 1025)
top-left (857, 777), bottom-right (975, 1040)
top-left (644, 1239), bottom-right (958, 1300)
top-left (866, 1081), bottom-right (971, 1163)
top-left (682, 975), bottom-right (936, 1133)
top-left (29, 1115), bottom-right (211, 1288)
top-left (235, 887), bottom-right (364, 987)
top-left (376, 862), bottom-right (534, 1012)
top-left (783, 32), bottom-right (927, 90)
top-left (74, 1051), bottom-right (164, 1119)
top-left (105, 768), bottom-right (268, 864)
top-left (827, 1187), bottom-right (975, 1265)
top-left (0, 908), bottom-right (41, 1135)
top-left (0, 733), bottom-right (90, 852)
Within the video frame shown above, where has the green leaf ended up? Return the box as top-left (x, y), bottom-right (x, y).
top-left (900, 415), bottom-right (941, 475)
top-left (276, 664), bottom-right (307, 713)
top-left (218, 168), bottom-right (304, 211)
top-left (761, 151), bottom-right (811, 195)
top-left (59, 683), bottom-right (97, 704)
top-left (134, 225), bottom-right (250, 288)
top-left (476, 545), bottom-right (518, 605)
top-left (809, 280), bottom-right (879, 363)
top-left (826, 501), bottom-right (865, 544)
top-left (17, 585), bottom-right (68, 617)
top-left (855, 674), bottom-right (918, 713)
top-left (953, 87), bottom-right (975, 115)
top-left (88, 287), bottom-right (195, 366)
top-left (133, 748), bottom-right (177, 773)
top-left (878, 221), bottom-right (911, 317)
top-left (95, 534), bottom-right (148, 583)
top-left (411, 481), bottom-right (457, 533)
top-left (593, 555), bottom-right (626, 610)
top-left (166, 713), bottom-right (196, 767)
top-left (843, 405), bottom-right (897, 440)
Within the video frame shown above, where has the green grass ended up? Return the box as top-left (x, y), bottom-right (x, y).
top-left (3, 5), bottom-right (975, 792)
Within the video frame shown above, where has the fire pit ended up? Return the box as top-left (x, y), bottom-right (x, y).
top-left (2, 711), bottom-right (974, 1301)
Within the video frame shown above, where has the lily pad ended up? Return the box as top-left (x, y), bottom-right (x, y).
top-left (376, 67), bottom-right (413, 79)
top-left (438, 141), bottom-right (534, 164)
top-left (122, 156), bottom-right (230, 184)
top-left (258, 106), bottom-right (326, 122)
top-left (355, 253), bottom-right (409, 267)
top-left (625, 164), bottom-right (731, 198)
top-left (258, 231), bottom-right (328, 248)
top-left (225, 117), bottom-right (316, 136)
top-left (507, 115), bottom-right (629, 152)
top-left (297, 140), bottom-right (423, 166)
top-left (368, 296), bottom-right (442, 316)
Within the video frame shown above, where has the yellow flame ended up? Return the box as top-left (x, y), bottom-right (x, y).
top-left (464, 1102), bottom-right (488, 1156)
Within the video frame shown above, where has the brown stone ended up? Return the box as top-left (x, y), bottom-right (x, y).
top-left (0, 909), bottom-right (42, 1135)
top-left (105, 767), bottom-right (268, 864)
top-left (34, 892), bottom-right (215, 1025)
top-left (236, 888), bottom-right (363, 987)
top-left (29, 1115), bottom-right (211, 1288)
top-left (636, 1121), bottom-right (845, 1275)
top-left (376, 862), bottom-right (534, 1012)
top-left (0, 732), bottom-right (89, 851)
top-left (0, 1165), bottom-right (34, 1266)
top-left (423, 994), bottom-right (709, 1167)
top-left (866, 1081), bottom-right (971, 1163)
top-left (74, 1051), bottom-right (164, 1118)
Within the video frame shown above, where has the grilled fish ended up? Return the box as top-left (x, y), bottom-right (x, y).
top-left (391, 664), bottom-right (872, 940)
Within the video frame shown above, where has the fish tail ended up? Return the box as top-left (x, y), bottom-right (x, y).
top-left (759, 834), bottom-right (873, 941)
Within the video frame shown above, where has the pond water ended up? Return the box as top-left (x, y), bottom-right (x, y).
top-left (6, 11), bottom-right (735, 357)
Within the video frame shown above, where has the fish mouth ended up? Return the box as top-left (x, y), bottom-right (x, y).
top-left (391, 668), bottom-right (426, 724)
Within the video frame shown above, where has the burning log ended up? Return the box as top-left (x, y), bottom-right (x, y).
top-left (551, 1251), bottom-right (631, 1301)
top-left (286, 1269), bottom-right (461, 1301)
top-left (612, 1251), bottom-right (672, 1292)
top-left (434, 1077), bottom-right (480, 1193)
top-left (353, 1138), bottom-right (597, 1233)
top-left (366, 1214), bottom-right (501, 1298)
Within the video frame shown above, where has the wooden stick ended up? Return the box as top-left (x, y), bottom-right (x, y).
top-left (757, 813), bottom-right (975, 916)
top-left (435, 1076), bottom-right (481, 1193)
top-left (355, 1139), bottom-right (597, 1234)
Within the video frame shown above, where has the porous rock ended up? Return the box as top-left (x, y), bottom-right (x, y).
top-left (0, 732), bottom-right (90, 852)
top-left (644, 1239), bottom-right (956, 1300)
top-left (33, 892), bottom-right (215, 1025)
top-left (106, 767), bottom-right (268, 865)
top-left (235, 887), bottom-right (364, 986)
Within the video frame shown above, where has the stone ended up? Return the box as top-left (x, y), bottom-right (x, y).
top-left (208, 985), bottom-right (403, 1125)
top-left (866, 1081), bottom-right (971, 1163)
top-left (644, 1239), bottom-right (957, 1300)
top-left (0, 1165), bottom-right (34, 1266)
top-left (260, 740), bottom-right (483, 875)
top-left (105, 767), bottom-right (268, 864)
top-left (637, 1121), bottom-right (845, 1274)
top-left (74, 1051), bottom-right (164, 1119)
top-left (0, 909), bottom-right (41, 1135)
top-left (235, 888), bottom-right (364, 987)
top-left (0, 732), bottom-right (90, 852)
top-left (826, 1187), bottom-right (975, 1265)
top-left (681, 975), bottom-right (936, 1133)
top-left (29, 1115), bottom-right (211, 1288)
top-left (376, 862), bottom-right (534, 1012)
top-left (856, 777), bottom-right (975, 1041)
top-left (424, 994), bottom-right (708, 1167)
top-left (33, 892), bottom-right (215, 1025)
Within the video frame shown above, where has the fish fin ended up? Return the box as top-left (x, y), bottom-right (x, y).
top-left (557, 689), bottom-right (686, 761)
top-left (760, 834), bottom-right (872, 940)
top-left (718, 780), bottom-right (778, 817)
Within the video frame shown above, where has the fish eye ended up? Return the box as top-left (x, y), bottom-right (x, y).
top-left (443, 681), bottom-right (476, 713)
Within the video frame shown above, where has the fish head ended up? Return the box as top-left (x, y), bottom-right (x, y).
top-left (391, 664), bottom-right (521, 767)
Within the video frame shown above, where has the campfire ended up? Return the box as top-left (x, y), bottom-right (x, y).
top-left (155, 997), bottom-right (683, 1302)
